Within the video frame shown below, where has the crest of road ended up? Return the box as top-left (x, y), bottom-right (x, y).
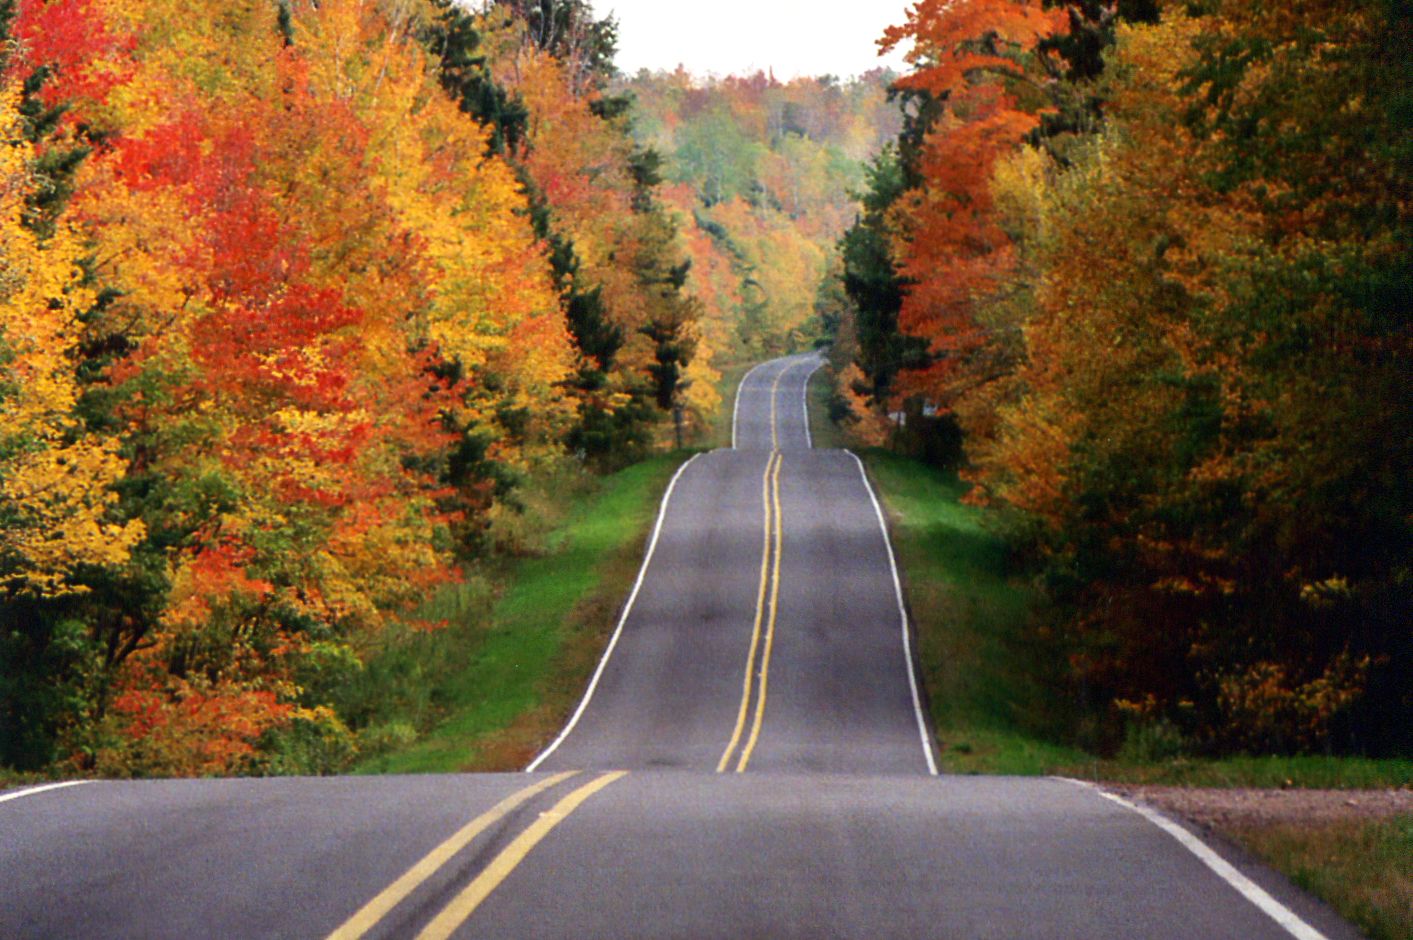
top-left (1, 354), bottom-right (1358, 939)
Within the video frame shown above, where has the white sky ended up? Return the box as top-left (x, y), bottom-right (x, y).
top-left (594, 1), bottom-right (914, 80)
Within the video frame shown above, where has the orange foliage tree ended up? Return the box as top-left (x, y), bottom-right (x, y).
top-left (0, 0), bottom-right (685, 776)
top-left (867, 0), bottom-right (1411, 754)
top-left (480, 8), bottom-right (709, 451)
top-left (879, 0), bottom-right (1064, 411)
top-left (2, 0), bottom-right (718, 776)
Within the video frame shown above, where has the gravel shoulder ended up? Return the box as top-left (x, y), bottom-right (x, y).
top-left (1105, 784), bottom-right (1412, 829)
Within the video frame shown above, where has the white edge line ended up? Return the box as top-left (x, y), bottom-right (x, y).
top-left (526, 453), bottom-right (704, 772)
top-left (731, 361), bottom-right (771, 451)
top-left (1055, 778), bottom-right (1329, 940)
top-left (801, 357), bottom-right (824, 450)
top-left (0, 780), bottom-right (89, 805)
top-left (845, 450), bottom-right (938, 776)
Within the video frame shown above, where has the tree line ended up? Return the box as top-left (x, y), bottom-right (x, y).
top-left (834, 0), bottom-right (1409, 756)
top-left (621, 67), bottom-right (902, 363)
top-left (0, 0), bottom-right (710, 775)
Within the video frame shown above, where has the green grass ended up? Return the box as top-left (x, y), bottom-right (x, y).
top-left (704, 360), bottom-right (754, 450)
top-left (1233, 816), bottom-right (1413, 940)
top-left (807, 364), bottom-right (848, 450)
top-left (862, 447), bottom-right (1412, 789)
top-left (353, 454), bottom-right (687, 775)
top-left (860, 449), bottom-right (1087, 776)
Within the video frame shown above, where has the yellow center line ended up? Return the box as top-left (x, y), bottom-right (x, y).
top-left (326, 771), bottom-right (578, 940)
top-left (716, 451), bottom-right (779, 772)
top-left (416, 771), bottom-right (629, 940)
top-left (736, 451), bottom-right (784, 772)
top-left (718, 360), bottom-right (807, 772)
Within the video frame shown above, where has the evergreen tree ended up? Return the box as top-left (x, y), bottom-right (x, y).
top-left (839, 147), bottom-right (924, 404)
top-left (419, 0), bottom-right (529, 155)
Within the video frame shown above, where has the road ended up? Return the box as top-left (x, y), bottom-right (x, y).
top-left (0, 353), bottom-right (1359, 938)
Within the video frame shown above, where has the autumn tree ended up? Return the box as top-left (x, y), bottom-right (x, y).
top-left (480, 10), bottom-right (705, 458)
top-left (0, 73), bottom-right (146, 764)
top-left (877, 0), bottom-right (1065, 414)
top-left (907, 1), bottom-right (1412, 753)
top-left (624, 69), bottom-right (903, 363)
top-left (0, 0), bottom-right (628, 775)
top-left (419, 0), bottom-right (529, 156)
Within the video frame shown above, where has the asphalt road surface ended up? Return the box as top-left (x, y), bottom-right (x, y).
top-left (1, 353), bottom-right (1360, 939)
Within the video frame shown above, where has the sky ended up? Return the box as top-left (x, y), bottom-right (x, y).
top-left (593, 1), bottom-right (915, 80)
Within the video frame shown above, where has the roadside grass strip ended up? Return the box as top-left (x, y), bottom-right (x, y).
top-left (1234, 816), bottom-right (1412, 940)
top-left (353, 454), bottom-right (686, 776)
top-left (525, 455), bottom-right (702, 772)
top-left (1072, 755), bottom-right (1413, 790)
top-left (806, 362), bottom-right (846, 451)
top-left (862, 450), bottom-right (1072, 775)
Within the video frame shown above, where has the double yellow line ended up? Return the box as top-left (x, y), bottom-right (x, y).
top-left (717, 449), bottom-right (784, 773)
top-left (719, 360), bottom-right (802, 773)
top-left (327, 770), bottom-right (626, 939)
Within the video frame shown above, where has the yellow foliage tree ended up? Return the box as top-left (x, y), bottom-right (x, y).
top-left (289, 0), bottom-right (576, 464)
top-left (0, 84), bottom-right (143, 596)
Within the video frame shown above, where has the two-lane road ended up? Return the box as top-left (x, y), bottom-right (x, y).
top-left (0, 354), bottom-right (1360, 938)
top-left (532, 353), bottom-right (929, 776)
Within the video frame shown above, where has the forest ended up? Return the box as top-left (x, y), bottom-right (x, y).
top-left (1, 0), bottom-right (1407, 778)
top-left (0, 0), bottom-right (722, 775)
top-left (620, 67), bottom-right (900, 360)
top-left (832, 0), bottom-right (1409, 756)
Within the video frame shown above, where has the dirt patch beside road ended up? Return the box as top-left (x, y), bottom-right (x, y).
top-left (1106, 785), bottom-right (1412, 830)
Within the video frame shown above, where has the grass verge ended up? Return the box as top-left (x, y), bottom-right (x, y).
top-left (1072, 755), bottom-right (1412, 789)
top-left (1233, 816), bottom-right (1412, 940)
top-left (865, 443), bottom-right (1412, 935)
top-left (859, 449), bottom-right (1085, 776)
top-left (861, 447), bottom-right (1412, 789)
top-left (353, 454), bottom-right (687, 774)
top-left (807, 365), bottom-right (848, 450)
top-left (704, 360), bottom-right (754, 450)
